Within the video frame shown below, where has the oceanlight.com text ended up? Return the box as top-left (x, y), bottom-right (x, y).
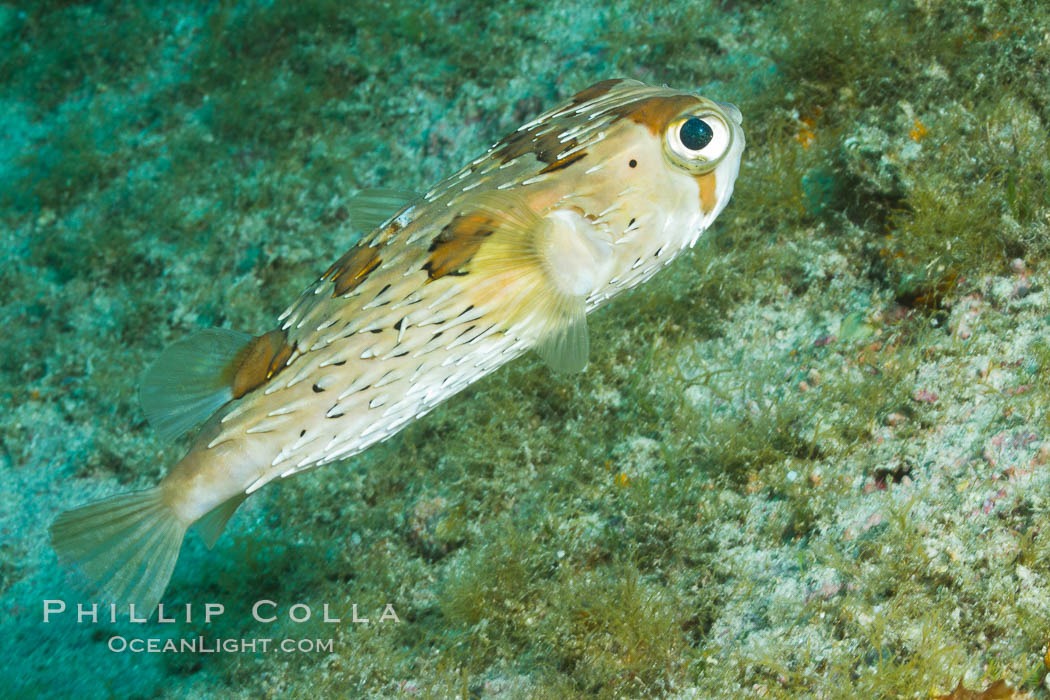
top-left (107, 636), bottom-right (335, 654)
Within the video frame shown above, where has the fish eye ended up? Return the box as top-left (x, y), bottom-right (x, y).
top-left (664, 112), bottom-right (732, 172)
top-left (680, 117), bottom-right (713, 150)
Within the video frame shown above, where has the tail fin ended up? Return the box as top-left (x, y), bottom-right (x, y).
top-left (50, 487), bottom-right (187, 617)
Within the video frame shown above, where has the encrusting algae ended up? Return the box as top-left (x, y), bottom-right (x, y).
top-left (49, 78), bottom-right (745, 615)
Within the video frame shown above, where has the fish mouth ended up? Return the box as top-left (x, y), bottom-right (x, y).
top-left (717, 101), bottom-right (743, 125)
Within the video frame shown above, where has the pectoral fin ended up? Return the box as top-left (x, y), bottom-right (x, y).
top-left (459, 192), bottom-right (593, 373)
top-left (533, 296), bottom-right (589, 373)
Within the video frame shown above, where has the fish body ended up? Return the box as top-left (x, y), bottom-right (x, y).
top-left (50, 79), bottom-right (745, 613)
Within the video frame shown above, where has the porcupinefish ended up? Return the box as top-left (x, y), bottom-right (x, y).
top-left (50, 78), bottom-right (745, 614)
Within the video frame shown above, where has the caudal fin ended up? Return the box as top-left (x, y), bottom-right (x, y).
top-left (50, 487), bottom-right (187, 616)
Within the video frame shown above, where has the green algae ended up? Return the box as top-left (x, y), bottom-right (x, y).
top-left (3, 0), bottom-right (1050, 698)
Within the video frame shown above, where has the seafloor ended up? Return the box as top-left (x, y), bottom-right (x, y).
top-left (2, 1), bottom-right (1049, 698)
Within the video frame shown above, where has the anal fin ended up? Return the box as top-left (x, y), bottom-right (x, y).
top-left (194, 492), bottom-right (248, 549)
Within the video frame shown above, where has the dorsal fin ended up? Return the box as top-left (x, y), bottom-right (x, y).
top-left (140, 328), bottom-right (251, 441)
top-left (348, 188), bottom-right (418, 234)
top-left (140, 327), bottom-right (295, 441)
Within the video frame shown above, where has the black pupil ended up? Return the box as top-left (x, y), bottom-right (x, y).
top-left (680, 117), bottom-right (713, 151)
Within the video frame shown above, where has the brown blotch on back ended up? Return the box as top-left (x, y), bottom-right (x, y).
top-left (568, 78), bottom-right (627, 105)
top-left (323, 245), bottom-right (382, 297)
top-left (538, 150), bottom-right (587, 174)
top-left (371, 219), bottom-right (403, 247)
top-left (695, 172), bottom-right (718, 214)
top-left (610, 94), bottom-right (700, 136)
top-left (228, 329), bottom-right (297, 399)
top-left (493, 124), bottom-right (574, 166)
top-left (493, 80), bottom-right (627, 166)
top-left (424, 210), bottom-right (498, 280)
